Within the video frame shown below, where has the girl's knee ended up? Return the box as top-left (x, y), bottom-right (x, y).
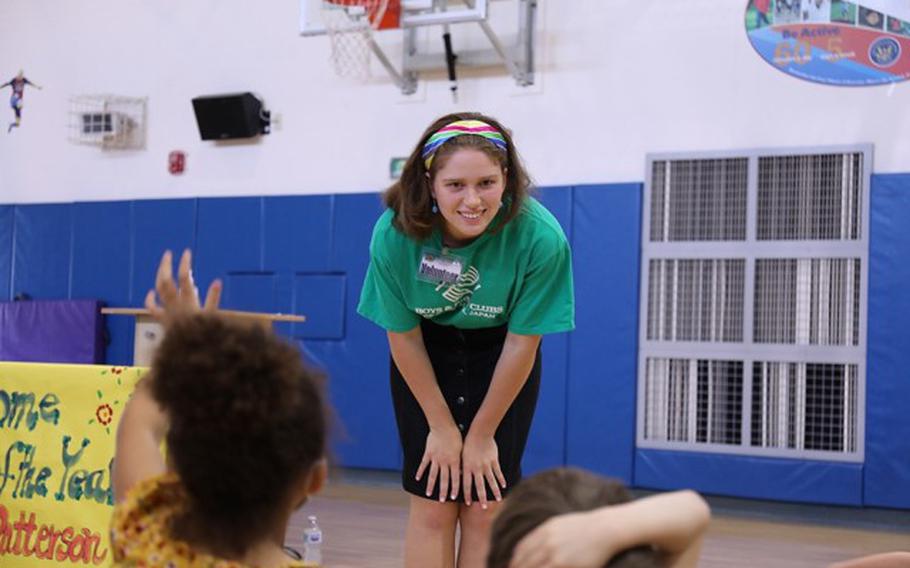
top-left (459, 502), bottom-right (499, 532)
top-left (410, 498), bottom-right (459, 532)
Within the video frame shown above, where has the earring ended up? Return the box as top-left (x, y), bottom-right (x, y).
top-left (431, 199), bottom-right (439, 214)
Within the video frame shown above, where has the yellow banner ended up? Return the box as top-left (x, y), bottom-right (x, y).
top-left (0, 362), bottom-right (144, 566)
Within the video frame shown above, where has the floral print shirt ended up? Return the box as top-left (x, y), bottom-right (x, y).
top-left (110, 473), bottom-right (314, 568)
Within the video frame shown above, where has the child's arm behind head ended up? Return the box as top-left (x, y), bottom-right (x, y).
top-left (508, 489), bottom-right (711, 568)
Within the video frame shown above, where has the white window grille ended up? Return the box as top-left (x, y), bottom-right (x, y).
top-left (637, 146), bottom-right (870, 462)
top-left (750, 362), bottom-right (858, 453)
top-left (68, 95), bottom-right (147, 150)
top-left (754, 258), bottom-right (860, 346)
top-left (646, 259), bottom-right (745, 342)
top-left (650, 158), bottom-right (748, 242)
top-left (643, 358), bottom-right (743, 445)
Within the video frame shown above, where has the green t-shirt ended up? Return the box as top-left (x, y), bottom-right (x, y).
top-left (357, 197), bottom-right (575, 335)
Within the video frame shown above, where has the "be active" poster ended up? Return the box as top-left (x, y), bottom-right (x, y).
top-left (746, 0), bottom-right (910, 85)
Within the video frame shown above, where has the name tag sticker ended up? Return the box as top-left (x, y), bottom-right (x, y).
top-left (417, 248), bottom-right (464, 284)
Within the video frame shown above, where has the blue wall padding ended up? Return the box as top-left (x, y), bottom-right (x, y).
top-left (131, 199), bottom-right (198, 303)
top-left (264, 195), bottom-right (333, 272)
top-left (522, 187), bottom-right (574, 475)
top-left (0, 206), bottom-right (12, 301)
top-left (121, 199), bottom-right (198, 366)
top-left (566, 184), bottom-right (642, 484)
top-left (635, 449), bottom-right (864, 506)
top-left (71, 201), bottom-right (134, 365)
top-left (269, 273), bottom-right (297, 338)
top-left (224, 272), bottom-right (279, 313)
top-left (262, 195), bottom-right (335, 338)
top-left (865, 173), bottom-right (910, 509)
top-left (293, 274), bottom-right (346, 339)
top-left (4, 173), bottom-right (910, 509)
top-left (301, 192), bottom-right (400, 469)
top-left (13, 204), bottom-right (73, 299)
top-left (71, 201), bottom-right (132, 302)
top-left (195, 197), bottom-right (263, 289)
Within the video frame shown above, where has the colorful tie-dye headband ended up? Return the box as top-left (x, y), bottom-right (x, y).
top-left (422, 120), bottom-right (507, 169)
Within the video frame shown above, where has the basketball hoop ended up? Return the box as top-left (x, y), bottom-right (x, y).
top-left (321, 0), bottom-right (400, 80)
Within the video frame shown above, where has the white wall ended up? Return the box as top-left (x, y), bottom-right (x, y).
top-left (1, 0), bottom-right (908, 204)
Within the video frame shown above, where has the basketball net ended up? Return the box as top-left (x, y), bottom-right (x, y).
top-left (321, 0), bottom-right (397, 80)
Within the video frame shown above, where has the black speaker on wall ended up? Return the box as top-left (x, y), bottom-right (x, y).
top-left (191, 92), bottom-right (270, 140)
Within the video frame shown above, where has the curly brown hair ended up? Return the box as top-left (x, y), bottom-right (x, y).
top-left (487, 468), bottom-right (659, 568)
top-left (384, 111), bottom-right (533, 241)
top-left (149, 314), bottom-right (329, 559)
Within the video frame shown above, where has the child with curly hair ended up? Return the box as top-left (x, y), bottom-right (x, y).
top-left (111, 250), bottom-right (330, 567)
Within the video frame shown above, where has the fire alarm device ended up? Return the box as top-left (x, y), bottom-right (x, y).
top-left (168, 151), bottom-right (186, 175)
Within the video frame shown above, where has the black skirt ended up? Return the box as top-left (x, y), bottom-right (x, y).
top-left (390, 318), bottom-right (541, 502)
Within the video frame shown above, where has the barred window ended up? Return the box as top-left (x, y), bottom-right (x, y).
top-left (646, 259), bottom-right (745, 342)
top-left (643, 358), bottom-right (743, 446)
top-left (650, 158), bottom-right (748, 242)
top-left (638, 146), bottom-right (869, 462)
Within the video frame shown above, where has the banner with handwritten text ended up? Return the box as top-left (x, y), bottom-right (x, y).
top-left (0, 362), bottom-right (144, 566)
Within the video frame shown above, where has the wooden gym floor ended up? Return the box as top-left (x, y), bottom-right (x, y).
top-left (284, 469), bottom-right (909, 568)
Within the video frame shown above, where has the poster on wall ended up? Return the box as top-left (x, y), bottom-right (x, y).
top-left (746, 0), bottom-right (910, 85)
top-left (1, 70), bottom-right (42, 133)
top-left (0, 363), bottom-right (144, 566)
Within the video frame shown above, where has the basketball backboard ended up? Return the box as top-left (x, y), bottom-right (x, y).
top-left (300, 0), bottom-right (537, 95)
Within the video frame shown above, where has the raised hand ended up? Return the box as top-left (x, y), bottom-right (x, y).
top-left (144, 249), bottom-right (221, 326)
top-left (461, 432), bottom-right (506, 509)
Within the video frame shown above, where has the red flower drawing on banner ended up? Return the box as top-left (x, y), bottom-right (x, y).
top-left (90, 368), bottom-right (130, 434)
top-left (96, 403), bottom-right (114, 426)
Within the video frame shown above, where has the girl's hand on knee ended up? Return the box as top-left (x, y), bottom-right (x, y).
top-left (416, 424), bottom-right (463, 502)
top-left (461, 432), bottom-right (506, 509)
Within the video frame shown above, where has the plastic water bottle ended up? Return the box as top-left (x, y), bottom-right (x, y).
top-left (303, 515), bottom-right (323, 565)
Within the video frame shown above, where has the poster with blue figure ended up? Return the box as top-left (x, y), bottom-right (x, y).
top-left (1, 70), bottom-right (42, 133)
